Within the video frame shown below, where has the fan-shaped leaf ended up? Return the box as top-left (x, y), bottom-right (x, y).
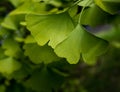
top-left (55, 25), bottom-right (108, 64)
top-left (26, 12), bottom-right (74, 48)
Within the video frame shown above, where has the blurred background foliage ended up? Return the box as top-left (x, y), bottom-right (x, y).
top-left (0, 0), bottom-right (120, 92)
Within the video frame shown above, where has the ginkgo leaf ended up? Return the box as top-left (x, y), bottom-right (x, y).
top-left (9, 0), bottom-right (24, 7)
top-left (26, 12), bottom-right (74, 48)
top-left (55, 25), bottom-right (108, 64)
top-left (24, 67), bottom-right (65, 92)
top-left (78, 0), bottom-right (93, 7)
top-left (24, 35), bottom-right (36, 43)
top-left (23, 43), bottom-right (60, 64)
top-left (0, 57), bottom-right (21, 75)
top-left (80, 4), bottom-right (110, 27)
top-left (10, 0), bottom-right (50, 15)
top-left (1, 14), bottom-right (24, 30)
top-left (94, 0), bottom-right (120, 14)
top-left (2, 38), bottom-right (22, 58)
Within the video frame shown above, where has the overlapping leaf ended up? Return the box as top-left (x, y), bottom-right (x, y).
top-left (80, 5), bottom-right (110, 27)
top-left (94, 0), bottom-right (120, 14)
top-left (1, 14), bottom-right (24, 30)
top-left (55, 25), bottom-right (109, 64)
top-left (26, 12), bottom-right (74, 48)
top-left (0, 57), bottom-right (21, 75)
top-left (24, 43), bottom-right (60, 64)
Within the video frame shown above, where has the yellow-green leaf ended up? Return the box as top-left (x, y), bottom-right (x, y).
top-left (26, 12), bottom-right (74, 48)
top-left (55, 25), bottom-right (108, 64)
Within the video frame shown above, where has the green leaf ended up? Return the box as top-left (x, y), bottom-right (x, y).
top-left (0, 57), bottom-right (21, 75)
top-left (78, 0), bottom-right (93, 7)
top-left (23, 43), bottom-right (60, 64)
top-left (55, 25), bottom-right (108, 64)
top-left (10, 0), bottom-right (49, 15)
top-left (1, 14), bottom-right (24, 30)
top-left (24, 67), bottom-right (65, 92)
top-left (9, 0), bottom-right (24, 7)
top-left (2, 38), bottom-right (22, 58)
top-left (80, 5), bottom-right (110, 27)
top-left (94, 0), bottom-right (120, 14)
top-left (26, 12), bottom-right (74, 48)
top-left (24, 35), bottom-right (36, 43)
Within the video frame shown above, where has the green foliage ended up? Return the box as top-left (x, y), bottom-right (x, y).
top-left (0, 0), bottom-right (120, 92)
top-left (55, 25), bottom-right (108, 64)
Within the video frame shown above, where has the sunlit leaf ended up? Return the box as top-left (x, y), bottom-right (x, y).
top-left (78, 0), bottom-right (93, 7)
top-left (24, 43), bottom-right (60, 64)
top-left (10, 0), bottom-right (52, 15)
top-left (26, 12), bottom-right (74, 48)
top-left (24, 35), bottom-right (36, 43)
top-left (0, 57), bottom-right (21, 75)
top-left (55, 25), bottom-right (108, 64)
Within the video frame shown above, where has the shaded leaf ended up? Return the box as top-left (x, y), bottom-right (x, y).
top-left (0, 48), bottom-right (6, 59)
top-left (80, 5), bottom-right (110, 27)
top-left (24, 43), bottom-right (60, 64)
top-left (24, 67), bottom-right (65, 92)
top-left (94, 0), bottom-right (120, 14)
top-left (2, 38), bottom-right (22, 58)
